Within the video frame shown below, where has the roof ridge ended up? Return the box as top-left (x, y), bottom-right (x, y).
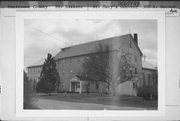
top-left (61, 34), bottom-right (132, 50)
top-left (27, 58), bottom-right (45, 68)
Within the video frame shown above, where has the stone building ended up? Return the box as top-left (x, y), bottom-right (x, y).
top-left (27, 34), bottom-right (155, 96)
top-left (142, 60), bottom-right (157, 86)
top-left (141, 60), bottom-right (158, 99)
top-left (27, 59), bottom-right (43, 91)
top-left (54, 33), bottom-right (143, 96)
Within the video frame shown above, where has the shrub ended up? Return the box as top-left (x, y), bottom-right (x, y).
top-left (137, 85), bottom-right (157, 100)
top-left (36, 53), bottom-right (60, 95)
top-left (23, 71), bottom-right (35, 109)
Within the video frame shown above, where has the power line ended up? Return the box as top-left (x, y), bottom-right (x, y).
top-left (31, 27), bottom-right (72, 46)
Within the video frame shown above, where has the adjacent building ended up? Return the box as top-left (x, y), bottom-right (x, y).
top-left (141, 60), bottom-right (158, 99)
top-left (27, 58), bottom-right (44, 91)
top-left (142, 60), bottom-right (157, 86)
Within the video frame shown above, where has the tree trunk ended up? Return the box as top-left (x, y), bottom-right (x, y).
top-left (112, 83), bottom-right (116, 96)
top-left (112, 87), bottom-right (116, 96)
top-left (100, 82), bottom-right (103, 95)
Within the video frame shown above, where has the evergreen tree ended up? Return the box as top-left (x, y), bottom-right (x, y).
top-left (36, 53), bottom-right (60, 95)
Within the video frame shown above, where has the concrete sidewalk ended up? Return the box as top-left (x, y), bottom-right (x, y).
top-left (35, 98), bottom-right (145, 110)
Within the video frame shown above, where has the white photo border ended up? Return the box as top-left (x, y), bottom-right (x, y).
top-left (16, 10), bottom-right (165, 118)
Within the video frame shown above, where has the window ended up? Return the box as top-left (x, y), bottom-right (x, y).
top-left (38, 69), bottom-right (41, 73)
top-left (77, 59), bottom-right (80, 63)
top-left (130, 70), bottom-right (133, 76)
top-left (151, 79), bottom-right (153, 86)
top-left (88, 82), bottom-right (91, 87)
top-left (135, 68), bottom-right (137, 74)
top-left (148, 74), bottom-right (151, 85)
top-left (148, 74), bottom-right (151, 81)
top-left (96, 83), bottom-right (99, 90)
top-left (150, 74), bottom-right (154, 85)
top-left (133, 82), bottom-right (137, 89)
top-left (77, 83), bottom-right (80, 88)
top-left (143, 73), bottom-right (145, 85)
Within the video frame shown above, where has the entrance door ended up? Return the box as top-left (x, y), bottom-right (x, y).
top-left (71, 82), bottom-right (80, 93)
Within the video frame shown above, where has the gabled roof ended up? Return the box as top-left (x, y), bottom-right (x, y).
top-left (142, 60), bottom-right (157, 70)
top-left (54, 34), bottom-right (143, 60)
top-left (27, 58), bottom-right (45, 68)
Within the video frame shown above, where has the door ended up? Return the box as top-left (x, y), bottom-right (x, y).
top-left (71, 82), bottom-right (80, 93)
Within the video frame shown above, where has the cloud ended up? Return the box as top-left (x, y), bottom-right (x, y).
top-left (24, 19), bottom-right (157, 68)
top-left (32, 19), bottom-right (110, 35)
top-left (98, 21), bottom-right (122, 39)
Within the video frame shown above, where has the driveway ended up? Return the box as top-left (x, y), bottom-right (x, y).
top-left (35, 98), bottom-right (145, 110)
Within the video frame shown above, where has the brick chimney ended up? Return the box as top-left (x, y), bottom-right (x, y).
top-left (134, 33), bottom-right (138, 45)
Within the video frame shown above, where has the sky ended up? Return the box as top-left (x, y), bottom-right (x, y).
top-left (24, 19), bottom-right (157, 69)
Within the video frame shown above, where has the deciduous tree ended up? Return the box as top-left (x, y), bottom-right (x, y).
top-left (80, 43), bottom-right (142, 96)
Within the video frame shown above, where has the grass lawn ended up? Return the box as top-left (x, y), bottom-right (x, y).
top-left (35, 93), bottom-right (157, 110)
